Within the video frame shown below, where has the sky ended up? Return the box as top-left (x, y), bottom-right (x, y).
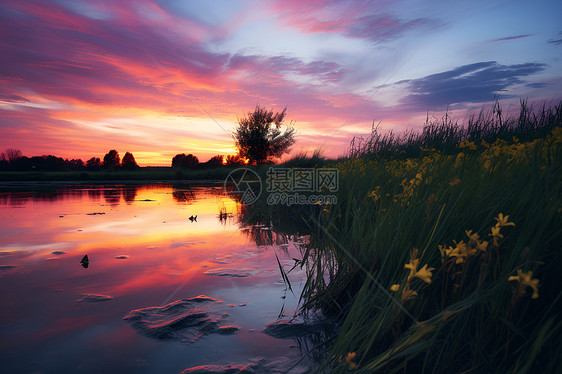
top-left (1, 0), bottom-right (561, 165)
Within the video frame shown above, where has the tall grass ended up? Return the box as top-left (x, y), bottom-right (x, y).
top-left (349, 100), bottom-right (562, 159)
top-left (293, 102), bottom-right (562, 373)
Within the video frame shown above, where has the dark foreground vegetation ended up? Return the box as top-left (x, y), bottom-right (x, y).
top-left (250, 101), bottom-right (561, 373)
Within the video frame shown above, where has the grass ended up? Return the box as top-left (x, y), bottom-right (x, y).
top-left (278, 101), bottom-right (562, 373)
top-left (349, 100), bottom-right (562, 159)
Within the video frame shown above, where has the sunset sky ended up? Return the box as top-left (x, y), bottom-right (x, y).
top-left (1, 0), bottom-right (561, 165)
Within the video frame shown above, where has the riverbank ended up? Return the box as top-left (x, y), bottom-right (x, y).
top-left (0, 166), bottom-right (234, 182)
top-left (294, 127), bottom-right (562, 371)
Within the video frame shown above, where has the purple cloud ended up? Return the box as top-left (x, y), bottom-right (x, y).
top-left (398, 61), bottom-right (546, 110)
top-left (489, 34), bottom-right (536, 43)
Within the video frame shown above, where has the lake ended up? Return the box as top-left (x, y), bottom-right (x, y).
top-left (0, 183), bottom-right (321, 373)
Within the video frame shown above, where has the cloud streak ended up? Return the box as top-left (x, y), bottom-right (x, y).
top-left (489, 34), bottom-right (536, 43)
top-left (397, 61), bottom-right (546, 110)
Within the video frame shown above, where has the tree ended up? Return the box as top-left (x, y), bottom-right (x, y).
top-left (225, 154), bottom-right (245, 166)
top-left (233, 105), bottom-right (295, 164)
top-left (4, 148), bottom-right (22, 163)
top-left (67, 159), bottom-right (84, 170)
top-left (86, 157), bottom-right (102, 169)
top-left (171, 153), bottom-right (199, 168)
top-left (201, 155), bottom-right (224, 168)
top-left (121, 152), bottom-right (139, 169)
top-left (103, 150), bottom-right (120, 168)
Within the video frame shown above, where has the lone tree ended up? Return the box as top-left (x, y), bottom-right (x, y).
top-left (103, 150), bottom-right (120, 168)
top-left (171, 153), bottom-right (199, 168)
top-left (122, 152), bottom-right (139, 169)
top-left (4, 148), bottom-right (22, 163)
top-left (233, 105), bottom-right (295, 165)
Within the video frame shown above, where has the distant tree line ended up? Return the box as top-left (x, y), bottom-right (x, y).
top-left (0, 147), bottom-right (247, 171)
top-left (170, 153), bottom-right (246, 169)
top-left (0, 148), bottom-right (139, 171)
top-left (2, 105), bottom-right (295, 172)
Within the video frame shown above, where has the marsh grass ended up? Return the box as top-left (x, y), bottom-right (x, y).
top-left (349, 100), bottom-right (562, 159)
top-left (290, 102), bottom-right (562, 373)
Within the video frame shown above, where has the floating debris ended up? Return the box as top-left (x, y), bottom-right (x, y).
top-left (80, 254), bottom-right (89, 268)
top-left (77, 294), bottom-right (114, 302)
top-left (204, 268), bottom-right (256, 278)
top-left (124, 295), bottom-right (239, 344)
top-left (115, 255), bottom-right (129, 260)
top-left (86, 212), bottom-right (105, 215)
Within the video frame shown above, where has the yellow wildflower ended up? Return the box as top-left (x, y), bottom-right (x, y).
top-left (443, 240), bottom-right (476, 264)
top-left (495, 213), bottom-right (515, 227)
top-left (449, 176), bottom-right (461, 186)
top-left (454, 153), bottom-right (465, 168)
top-left (390, 284), bottom-right (400, 292)
top-left (465, 230), bottom-right (479, 244)
top-left (404, 258), bottom-right (420, 281)
top-left (414, 264), bottom-right (435, 284)
top-left (490, 225), bottom-right (503, 246)
top-left (368, 186), bottom-right (381, 202)
top-left (508, 269), bottom-right (539, 299)
top-left (439, 244), bottom-right (451, 258)
top-left (345, 352), bottom-right (358, 369)
top-left (475, 240), bottom-right (488, 252)
top-left (459, 140), bottom-right (477, 150)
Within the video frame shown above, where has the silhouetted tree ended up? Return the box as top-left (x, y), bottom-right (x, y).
top-left (11, 156), bottom-right (31, 170)
top-left (121, 152), bottom-right (139, 169)
top-left (86, 157), bottom-right (102, 170)
top-left (0, 153), bottom-right (7, 170)
top-left (171, 153), bottom-right (199, 168)
top-left (103, 150), bottom-right (120, 168)
top-left (225, 154), bottom-right (245, 166)
top-left (29, 155), bottom-right (65, 170)
top-left (67, 159), bottom-right (84, 169)
top-left (4, 148), bottom-right (22, 163)
top-left (233, 105), bottom-right (295, 165)
top-left (201, 155), bottom-right (224, 168)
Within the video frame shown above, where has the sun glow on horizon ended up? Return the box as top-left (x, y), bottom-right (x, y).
top-left (1, 0), bottom-right (560, 163)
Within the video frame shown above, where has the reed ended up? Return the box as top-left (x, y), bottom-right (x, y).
top-left (294, 101), bottom-right (562, 373)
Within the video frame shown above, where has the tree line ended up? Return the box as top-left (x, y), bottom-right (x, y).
top-left (0, 149), bottom-right (139, 171)
top-left (1, 104), bottom-right (297, 171)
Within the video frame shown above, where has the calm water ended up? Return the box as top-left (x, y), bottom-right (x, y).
top-left (0, 183), bottom-right (313, 373)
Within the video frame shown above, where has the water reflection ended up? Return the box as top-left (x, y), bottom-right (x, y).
top-left (0, 183), bottom-right (318, 373)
